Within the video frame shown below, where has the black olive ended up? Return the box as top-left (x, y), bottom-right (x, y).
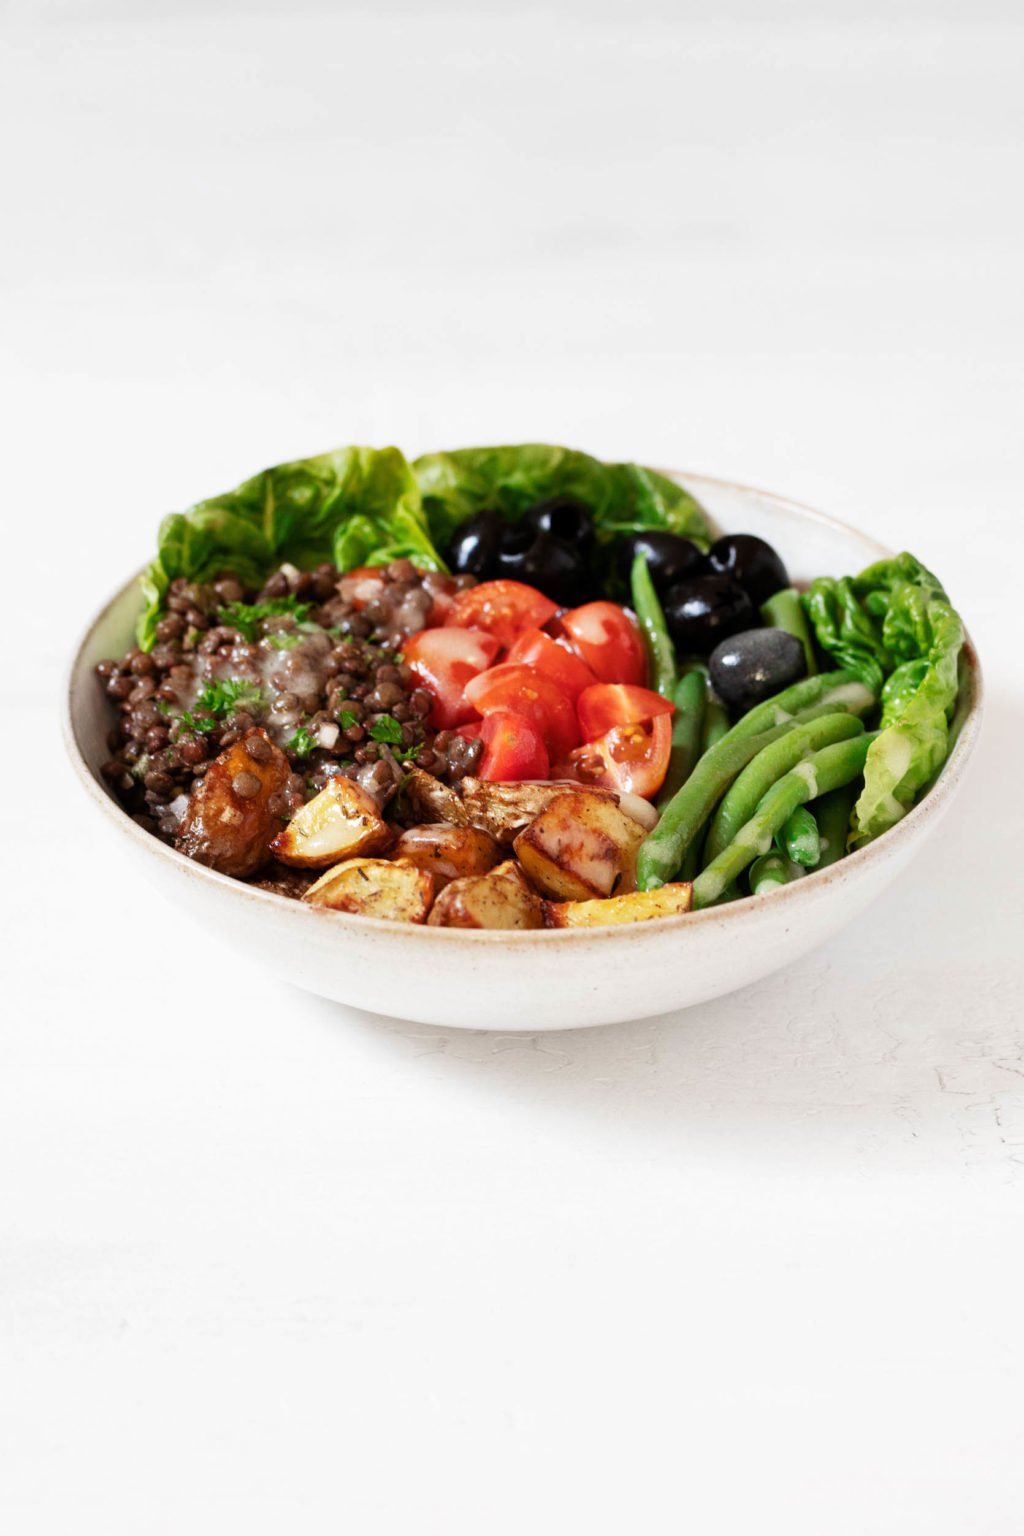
top-left (662, 574), bottom-right (755, 654)
top-left (707, 534), bottom-right (789, 607)
top-left (709, 628), bottom-right (807, 712)
top-left (525, 496), bottom-right (594, 551)
top-left (448, 510), bottom-right (507, 579)
top-left (497, 527), bottom-right (589, 606)
top-left (616, 531), bottom-right (706, 594)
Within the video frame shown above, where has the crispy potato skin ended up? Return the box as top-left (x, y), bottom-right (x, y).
top-left (303, 858), bottom-right (434, 922)
top-left (400, 768), bottom-right (469, 826)
top-left (270, 778), bottom-right (392, 868)
top-left (543, 884), bottom-right (692, 927)
top-left (176, 729), bottom-right (290, 878)
top-left (392, 825), bottom-right (502, 889)
top-left (460, 778), bottom-right (618, 845)
top-left (512, 791), bottom-right (645, 901)
top-left (427, 860), bottom-right (544, 930)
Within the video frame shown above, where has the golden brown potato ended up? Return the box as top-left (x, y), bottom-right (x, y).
top-left (392, 824), bottom-right (502, 889)
top-left (512, 791), bottom-right (646, 901)
top-left (400, 768), bottom-right (469, 826)
top-left (427, 859), bottom-right (544, 930)
top-left (460, 778), bottom-right (618, 845)
top-left (543, 884), bottom-right (692, 927)
top-left (176, 728), bottom-right (290, 878)
top-left (303, 858), bottom-right (434, 922)
top-left (271, 777), bottom-right (391, 868)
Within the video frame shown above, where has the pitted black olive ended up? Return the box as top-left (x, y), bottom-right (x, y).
top-left (616, 531), bottom-right (706, 594)
top-left (662, 574), bottom-right (755, 654)
top-left (525, 497), bottom-right (594, 552)
top-left (707, 534), bottom-right (789, 607)
top-left (709, 627), bottom-right (807, 711)
top-left (496, 527), bottom-right (589, 606)
top-left (448, 510), bottom-right (507, 579)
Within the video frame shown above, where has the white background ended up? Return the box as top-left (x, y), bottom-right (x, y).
top-left (3, 1), bottom-right (1023, 1531)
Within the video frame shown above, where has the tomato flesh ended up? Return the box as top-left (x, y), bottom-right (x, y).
top-left (464, 663), bottom-right (579, 760)
top-left (448, 580), bottom-right (559, 650)
top-left (505, 627), bottom-right (599, 701)
top-left (459, 710), bottom-right (550, 782)
top-left (561, 714), bottom-right (672, 798)
top-left (401, 626), bottom-right (500, 729)
top-left (557, 602), bottom-right (647, 686)
top-left (576, 683), bottom-right (674, 741)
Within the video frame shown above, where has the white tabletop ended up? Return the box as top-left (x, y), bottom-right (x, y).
top-left (4, 2), bottom-right (1023, 1531)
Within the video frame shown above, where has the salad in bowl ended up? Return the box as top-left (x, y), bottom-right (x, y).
top-left (89, 442), bottom-right (970, 935)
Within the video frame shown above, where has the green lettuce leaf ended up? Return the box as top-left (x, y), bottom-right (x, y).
top-left (137, 446), bottom-right (442, 648)
top-left (803, 553), bottom-right (964, 848)
top-left (411, 443), bottom-right (711, 553)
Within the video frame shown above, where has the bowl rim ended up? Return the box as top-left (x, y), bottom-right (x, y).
top-left (63, 469), bottom-right (984, 947)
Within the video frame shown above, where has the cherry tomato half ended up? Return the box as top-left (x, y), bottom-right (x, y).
top-left (504, 627), bottom-right (598, 701)
top-left (464, 663), bottom-right (579, 761)
top-left (448, 580), bottom-right (558, 650)
top-left (401, 626), bottom-right (500, 730)
top-left (556, 601), bottom-right (647, 686)
top-left (576, 683), bottom-right (674, 741)
top-left (560, 714), bottom-right (672, 799)
top-left (458, 710), bottom-right (550, 782)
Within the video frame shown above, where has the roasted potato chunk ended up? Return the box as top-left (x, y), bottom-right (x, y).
top-left (427, 859), bottom-right (543, 930)
top-left (303, 858), bottom-right (434, 923)
top-left (271, 777), bottom-right (391, 868)
top-left (543, 884), bottom-right (692, 927)
top-left (512, 791), bottom-right (645, 901)
top-left (392, 824), bottom-right (502, 889)
top-left (176, 728), bottom-right (290, 878)
top-left (460, 777), bottom-right (618, 845)
top-left (400, 768), bottom-right (469, 826)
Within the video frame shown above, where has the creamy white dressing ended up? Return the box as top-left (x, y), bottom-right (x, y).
top-left (791, 761), bottom-right (819, 796)
top-left (820, 681), bottom-right (874, 714)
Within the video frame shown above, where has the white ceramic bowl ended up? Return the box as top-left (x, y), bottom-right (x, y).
top-left (64, 474), bottom-right (982, 1030)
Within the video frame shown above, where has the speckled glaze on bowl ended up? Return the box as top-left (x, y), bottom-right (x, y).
top-left (64, 475), bottom-right (982, 1030)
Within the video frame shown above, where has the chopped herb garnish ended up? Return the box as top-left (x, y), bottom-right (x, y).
top-left (286, 725), bottom-right (318, 760)
top-left (155, 699), bottom-right (174, 717)
top-left (338, 710), bottom-right (359, 729)
top-left (269, 632), bottom-right (303, 651)
top-left (194, 677), bottom-right (266, 719)
top-left (394, 742), bottom-right (422, 763)
top-left (368, 714), bottom-right (404, 745)
top-left (217, 596), bottom-right (313, 642)
top-left (174, 678), bottom-right (265, 737)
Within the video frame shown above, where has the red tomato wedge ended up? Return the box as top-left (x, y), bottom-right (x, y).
top-left (505, 628), bottom-right (599, 701)
top-left (560, 714), bottom-right (672, 799)
top-left (576, 683), bottom-right (674, 741)
top-left (464, 663), bottom-right (579, 761)
top-left (448, 580), bottom-right (558, 650)
top-left (401, 626), bottom-right (500, 729)
top-left (458, 710), bottom-right (549, 782)
top-left (557, 602), bottom-right (647, 686)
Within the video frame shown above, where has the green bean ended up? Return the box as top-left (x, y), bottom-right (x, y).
top-left (636, 669), bottom-right (876, 890)
top-left (630, 553), bottom-right (677, 699)
top-left (638, 720), bottom-right (797, 889)
top-left (760, 587), bottom-right (818, 675)
top-left (727, 668), bottom-right (871, 742)
top-left (781, 805), bottom-right (821, 867)
top-left (656, 670), bottom-right (706, 809)
top-left (691, 733), bottom-right (877, 909)
top-left (703, 713), bottom-right (863, 864)
top-left (701, 695), bottom-right (730, 753)
top-left (749, 851), bottom-right (797, 894)
top-left (812, 784), bottom-right (857, 868)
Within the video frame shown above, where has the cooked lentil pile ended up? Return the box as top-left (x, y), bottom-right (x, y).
top-left (97, 559), bottom-right (482, 843)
